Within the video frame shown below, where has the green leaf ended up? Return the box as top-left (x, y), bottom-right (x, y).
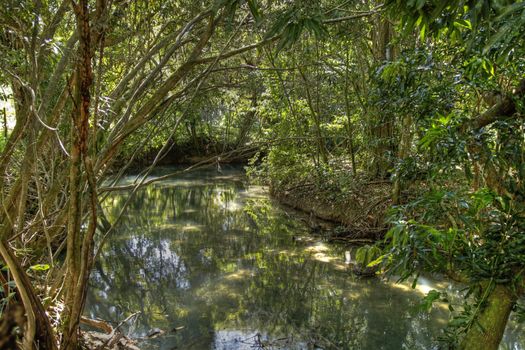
top-left (453, 19), bottom-right (472, 29)
top-left (483, 22), bottom-right (513, 54)
top-left (420, 289), bottom-right (441, 312)
top-left (449, 316), bottom-right (469, 327)
top-left (495, 2), bottom-right (525, 21)
top-left (367, 254), bottom-right (386, 267)
top-left (411, 273), bottom-right (420, 288)
top-left (419, 23), bottom-right (426, 41)
top-left (29, 264), bottom-right (50, 271)
top-left (415, 14), bottom-right (423, 27)
top-left (247, 0), bottom-right (261, 22)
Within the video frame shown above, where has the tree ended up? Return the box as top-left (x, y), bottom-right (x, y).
top-left (372, 1), bottom-right (525, 349)
top-left (0, 0), bottom-right (385, 347)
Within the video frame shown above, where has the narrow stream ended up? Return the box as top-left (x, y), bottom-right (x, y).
top-left (86, 166), bottom-right (524, 350)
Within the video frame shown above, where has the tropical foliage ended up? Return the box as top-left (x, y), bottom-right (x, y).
top-left (0, 0), bottom-right (524, 349)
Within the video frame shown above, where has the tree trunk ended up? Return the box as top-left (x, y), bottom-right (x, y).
top-left (235, 89), bottom-right (258, 148)
top-left (370, 17), bottom-right (395, 178)
top-left (0, 241), bottom-right (57, 350)
top-left (299, 67), bottom-right (329, 165)
top-left (62, 0), bottom-right (94, 348)
top-left (2, 108), bottom-right (6, 139)
top-left (343, 49), bottom-right (357, 176)
top-left (460, 284), bottom-right (515, 350)
top-left (392, 115), bottom-right (412, 204)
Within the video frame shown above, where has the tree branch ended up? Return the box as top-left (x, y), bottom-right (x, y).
top-left (466, 79), bottom-right (525, 131)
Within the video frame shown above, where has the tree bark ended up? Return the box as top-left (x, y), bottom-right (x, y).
top-left (62, 0), bottom-right (94, 348)
top-left (343, 49), bottom-right (357, 176)
top-left (2, 108), bottom-right (6, 139)
top-left (392, 115), bottom-right (412, 204)
top-left (0, 240), bottom-right (57, 350)
top-left (458, 79), bottom-right (525, 349)
top-left (460, 284), bottom-right (515, 350)
top-left (370, 17), bottom-right (395, 178)
top-left (299, 67), bottom-right (329, 165)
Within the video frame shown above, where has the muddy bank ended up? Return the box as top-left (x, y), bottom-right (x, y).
top-left (271, 181), bottom-right (391, 240)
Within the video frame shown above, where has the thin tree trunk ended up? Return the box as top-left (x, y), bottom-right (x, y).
top-left (392, 115), bottom-right (412, 204)
top-left (298, 67), bottom-right (329, 165)
top-left (344, 49), bottom-right (357, 176)
top-left (370, 17), bottom-right (395, 178)
top-left (235, 89), bottom-right (258, 148)
top-left (2, 108), bottom-right (6, 139)
top-left (0, 240), bottom-right (57, 350)
top-left (62, 0), bottom-right (94, 348)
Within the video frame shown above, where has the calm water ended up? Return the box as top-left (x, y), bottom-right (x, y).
top-left (86, 166), bottom-right (524, 350)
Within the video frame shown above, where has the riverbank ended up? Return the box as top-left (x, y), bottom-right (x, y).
top-left (269, 176), bottom-right (391, 240)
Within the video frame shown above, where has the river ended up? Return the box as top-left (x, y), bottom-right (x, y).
top-left (85, 166), bottom-right (524, 349)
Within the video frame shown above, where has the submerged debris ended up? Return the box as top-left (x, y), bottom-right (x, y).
top-left (146, 327), bottom-right (164, 339)
top-left (82, 331), bottom-right (141, 350)
top-left (81, 313), bottom-right (141, 350)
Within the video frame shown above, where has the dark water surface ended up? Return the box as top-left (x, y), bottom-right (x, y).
top-left (86, 166), bottom-right (524, 350)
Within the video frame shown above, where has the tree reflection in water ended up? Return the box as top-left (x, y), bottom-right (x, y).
top-left (85, 166), bottom-right (520, 350)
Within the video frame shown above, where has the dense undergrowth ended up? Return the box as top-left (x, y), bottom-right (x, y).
top-left (247, 154), bottom-right (392, 238)
top-left (1, 0), bottom-right (525, 349)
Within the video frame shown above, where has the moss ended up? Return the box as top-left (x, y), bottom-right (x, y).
top-left (460, 284), bottom-right (515, 350)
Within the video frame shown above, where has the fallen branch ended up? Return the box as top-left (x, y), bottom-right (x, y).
top-left (98, 312), bottom-right (140, 350)
top-left (80, 316), bottom-right (113, 334)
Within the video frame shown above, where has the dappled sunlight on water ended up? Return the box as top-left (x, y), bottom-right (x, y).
top-left (86, 166), bottom-right (524, 350)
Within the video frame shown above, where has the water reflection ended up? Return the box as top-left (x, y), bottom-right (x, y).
top-left (86, 166), bottom-right (523, 349)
